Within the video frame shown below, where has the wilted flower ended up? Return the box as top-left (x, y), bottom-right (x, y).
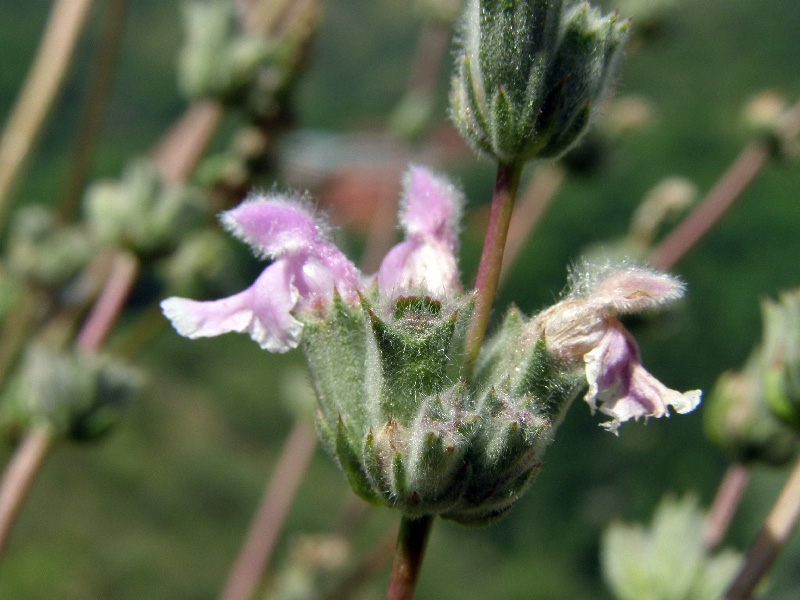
top-left (530, 262), bottom-right (701, 432)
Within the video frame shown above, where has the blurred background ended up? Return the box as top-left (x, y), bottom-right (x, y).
top-left (0, 0), bottom-right (799, 598)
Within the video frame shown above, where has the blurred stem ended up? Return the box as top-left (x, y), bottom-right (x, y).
top-left (0, 0), bottom-right (95, 226)
top-left (0, 427), bottom-right (55, 559)
top-left (151, 100), bottom-right (224, 184)
top-left (323, 525), bottom-right (398, 600)
top-left (385, 515), bottom-right (433, 600)
top-left (648, 142), bottom-right (770, 270)
top-left (650, 98), bottom-right (800, 270)
top-left (498, 162), bottom-right (565, 286)
top-left (703, 462), bottom-right (750, 551)
top-left (58, 0), bottom-right (130, 222)
top-left (722, 455), bottom-right (800, 600)
top-left (463, 161), bottom-right (523, 380)
top-left (219, 420), bottom-right (317, 600)
top-left (74, 251), bottom-right (140, 352)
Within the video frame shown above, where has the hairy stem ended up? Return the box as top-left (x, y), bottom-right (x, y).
top-left (722, 456), bottom-right (800, 599)
top-left (463, 161), bottom-right (523, 379)
top-left (385, 515), bottom-right (434, 600)
top-left (0, 0), bottom-right (94, 225)
top-left (0, 427), bottom-right (55, 558)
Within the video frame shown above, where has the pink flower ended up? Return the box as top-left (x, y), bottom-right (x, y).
top-left (161, 167), bottom-right (464, 352)
top-left (376, 166), bottom-right (463, 296)
top-left (531, 262), bottom-right (701, 433)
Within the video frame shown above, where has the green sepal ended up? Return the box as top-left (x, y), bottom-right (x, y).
top-left (335, 417), bottom-right (381, 505)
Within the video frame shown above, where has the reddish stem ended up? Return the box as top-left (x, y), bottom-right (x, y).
top-left (0, 427), bottom-right (54, 558)
top-left (649, 142), bottom-right (770, 270)
top-left (219, 420), bottom-right (318, 600)
top-left (74, 251), bottom-right (140, 352)
top-left (384, 516), bottom-right (434, 600)
top-left (463, 161), bottom-right (523, 379)
top-left (703, 462), bottom-right (750, 551)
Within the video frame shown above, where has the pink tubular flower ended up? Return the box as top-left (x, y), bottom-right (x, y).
top-left (161, 195), bottom-right (361, 352)
top-left (531, 261), bottom-right (701, 433)
top-left (162, 166), bottom-right (464, 351)
top-left (376, 166), bottom-right (463, 296)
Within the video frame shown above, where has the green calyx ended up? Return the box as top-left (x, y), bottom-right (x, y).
top-left (0, 345), bottom-right (140, 441)
top-left (450, 0), bottom-right (629, 164)
top-left (302, 292), bottom-right (584, 526)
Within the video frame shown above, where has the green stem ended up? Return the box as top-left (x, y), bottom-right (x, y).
top-left (463, 161), bottom-right (523, 380)
top-left (384, 515), bottom-right (434, 600)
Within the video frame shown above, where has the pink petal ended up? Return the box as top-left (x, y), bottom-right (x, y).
top-left (584, 320), bottom-right (701, 433)
top-left (591, 268), bottom-right (685, 314)
top-left (376, 239), bottom-right (459, 295)
top-left (161, 260), bottom-right (304, 352)
top-left (401, 166), bottom-right (463, 251)
top-left (219, 195), bottom-right (323, 258)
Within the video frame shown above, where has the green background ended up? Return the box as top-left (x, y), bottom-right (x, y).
top-left (1, 0), bottom-right (799, 598)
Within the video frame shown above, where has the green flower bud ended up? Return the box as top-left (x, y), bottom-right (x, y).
top-left (601, 496), bottom-right (742, 600)
top-left (759, 290), bottom-right (800, 428)
top-left (703, 370), bottom-right (797, 466)
top-left (84, 159), bottom-right (204, 257)
top-left (1, 345), bottom-right (140, 441)
top-left (303, 292), bottom-right (582, 526)
top-left (178, 0), bottom-right (275, 102)
top-left (450, 0), bottom-right (629, 163)
top-left (7, 206), bottom-right (93, 288)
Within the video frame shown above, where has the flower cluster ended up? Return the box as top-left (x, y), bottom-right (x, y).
top-left (162, 166), bottom-right (699, 521)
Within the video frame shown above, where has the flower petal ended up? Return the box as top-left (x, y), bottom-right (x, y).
top-left (584, 320), bottom-right (701, 433)
top-left (591, 268), bottom-right (685, 314)
top-left (376, 167), bottom-right (463, 296)
top-left (161, 259), bottom-right (304, 352)
top-left (401, 166), bottom-right (463, 251)
top-left (219, 194), bottom-right (323, 258)
top-left (376, 239), bottom-right (459, 295)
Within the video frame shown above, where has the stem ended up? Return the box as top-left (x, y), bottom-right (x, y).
top-left (498, 163), bottom-right (565, 286)
top-left (463, 161), bottom-right (523, 379)
top-left (649, 142), bottom-right (770, 270)
top-left (650, 97), bottom-right (800, 270)
top-left (74, 251), bottom-right (140, 352)
top-left (58, 0), bottom-right (130, 222)
top-left (0, 0), bottom-right (95, 225)
top-left (385, 515), bottom-right (434, 600)
top-left (219, 420), bottom-right (318, 600)
top-left (703, 463), bottom-right (750, 551)
top-left (0, 427), bottom-right (55, 558)
top-left (722, 456), bottom-right (800, 600)
top-left (151, 100), bottom-right (224, 185)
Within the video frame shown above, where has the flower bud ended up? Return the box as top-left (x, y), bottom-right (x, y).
top-left (703, 370), bottom-right (797, 466)
top-left (703, 289), bottom-right (800, 465)
top-left (178, 0), bottom-right (274, 102)
top-left (7, 206), bottom-right (93, 288)
top-left (84, 159), bottom-right (204, 257)
top-left (450, 0), bottom-right (629, 164)
top-left (1, 345), bottom-right (140, 441)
